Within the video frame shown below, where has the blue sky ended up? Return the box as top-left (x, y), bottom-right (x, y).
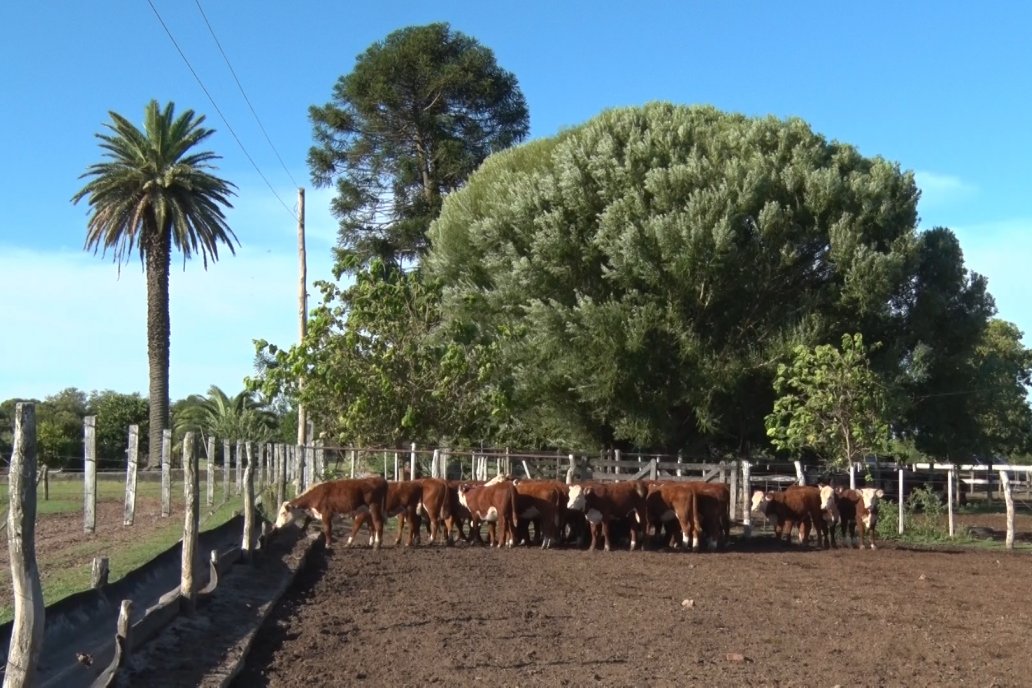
top-left (2, 2), bottom-right (1030, 402)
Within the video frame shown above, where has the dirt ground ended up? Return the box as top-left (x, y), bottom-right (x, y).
top-left (0, 497), bottom-right (175, 607)
top-left (236, 515), bottom-right (1032, 688)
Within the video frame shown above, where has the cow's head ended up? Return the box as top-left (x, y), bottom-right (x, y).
top-left (273, 500), bottom-right (306, 530)
top-left (457, 483), bottom-right (476, 509)
top-left (818, 484), bottom-right (841, 525)
top-left (858, 488), bottom-right (885, 528)
top-left (750, 490), bottom-right (771, 516)
top-left (567, 484), bottom-right (588, 511)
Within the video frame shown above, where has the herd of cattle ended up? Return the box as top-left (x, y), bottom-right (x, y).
top-left (272, 475), bottom-right (888, 552)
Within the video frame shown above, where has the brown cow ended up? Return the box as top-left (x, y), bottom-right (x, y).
top-left (834, 487), bottom-right (884, 549)
top-left (274, 476), bottom-right (387, 548)
top-left (566, 481), bottom-right (648, 551)
top-left (645, 481), bottom-right (700, 551)
top-left (512, 479), bottom-right (566, 549)
top-left (458, 481), bottom-right (519, 547)
top-left (350, 479), bottom-right (424, 546)
top-left (682, 482), bottom-right (731, 549)
top-left (750, 486), bottom-right (827, 547)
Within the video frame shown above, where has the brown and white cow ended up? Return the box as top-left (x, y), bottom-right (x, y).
top-left (566, 481), bottom-right (648, 551)
top-left (787, 483), bottom-right (840, 547)
top-left (457, 480), bottom-right (519, 547)
top-left (750, 486), bottom-right (828, 547)
top-left (350, 479), bottom-right (424, 546)
top-left (686, 481), bottom-right (732, 550)
top-left (645, 481), bottom-right (700, 551)
top-left (512, 479), bottom-right (566, 549)
top-left (274, 476), bottom-right (387, 549)
top-left (834, 487), bottom-right (885, 549)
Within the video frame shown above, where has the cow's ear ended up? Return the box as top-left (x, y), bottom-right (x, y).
top-left (764, 493), bottom-right (774, 502)
top-left (584, 486), bottom-right (594, 495)
top-left (876, 489), bottom-right (885, 498)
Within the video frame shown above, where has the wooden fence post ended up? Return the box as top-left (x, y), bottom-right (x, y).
top-left (243, 443), bottom-right (256, 562)
top-left (223, 439), bottom-right (231, 503)
top-left (84, 415), bottom-right (97, 534)
top-left (410, 443), bottom-right (417, 479)
top-left (41, 466), bottom-right (49, 501)
top-left (1000, 470), bottom-right (1014, 550)
top-left (947, 466), bottom-right (955, 537)
top-left (205, 436), bottom-right (215, 507)
top-left (614, 449), bottom-right (622, 477)
top-left (276, 444), bottom-right (287, 508)
top-left (898, 467), bottom-right (905, 536)
top-left (180, 431), bottom-right (199, 615)
top-left (91, 556), bottom-right (110, 588)
top-left (566, 454), bottom-right (576, 485)
top-left (4, 403), bottom-right (45, 687)
top-left (236, 440), bottom-right (244, 496)
top-left (161, 429), bottom-right (172, 518)
top-left (741, 460), bottom-right (752, 536)
top-left (794, 460), bottom-right (805, 485)
top-left (316, 440), bottom-right (324, 483)
top-left (730, 460), bottom-right (739, 513)
top-left (124, 424), bottom-right (139, 526)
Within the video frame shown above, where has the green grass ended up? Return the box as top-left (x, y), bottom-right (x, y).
top-left (0, 496), bottom-right (244, 625)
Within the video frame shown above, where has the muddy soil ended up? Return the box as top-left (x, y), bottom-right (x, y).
top-left (237, 520), bottom-right (1032, 688)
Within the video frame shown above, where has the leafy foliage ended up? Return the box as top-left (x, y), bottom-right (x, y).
top-left (249, 261), bottom-right (502, 447)
top-left (428, 103), bottom-right (920, 452)
top-left (309, 22), bottom-right (529, 268)
top-left (73, 100), bottom-right (237, 468)
top-left (173, 385), bottom-right (277, 449)
top-left (765, 334), bottom-right (890, 469)
top-left (89, 390), bottom-right (149, 468)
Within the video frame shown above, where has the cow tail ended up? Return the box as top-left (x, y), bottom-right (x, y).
top-left (508, 484), bottom-right (519, 547)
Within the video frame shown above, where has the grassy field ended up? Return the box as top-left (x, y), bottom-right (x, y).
top-left (0, 472), bottom-right (249, 625)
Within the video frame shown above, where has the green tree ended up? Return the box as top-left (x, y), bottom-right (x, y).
top-left (88, 390), bottom-right (149, 468)
top-left (891, 228), bottom-right (998, 460)
top-left (35, 388), bottom-right (88, 469)
top-left (309, 22), bottom-right (529, 269)
top-left (174, 385), bottom-right (277, 449)
top-left (428, 104), bottom-right (920, 452)
top-left (765, 334), bottom-right (891, 470)
top-left (968, 320), bottom-right (1032, 458)
top-left (250, 261), bottom-right (499, 447)
top-left (73, 100), bottom-right (237, 469)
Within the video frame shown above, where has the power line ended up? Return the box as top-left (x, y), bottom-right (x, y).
top-left (193, 0), bottom-right (300, 189)
top-left (146, 0), bottom-right (297, 221)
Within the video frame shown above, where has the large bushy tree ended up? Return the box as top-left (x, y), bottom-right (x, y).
top-left (89, 390), bottom-right (150, 468)
top-left (73, 101), bottom-right (237, 469)
top-left (309, 22), bottom-right (529, 269)
top-left (428, 104), bottom-right (921, 452)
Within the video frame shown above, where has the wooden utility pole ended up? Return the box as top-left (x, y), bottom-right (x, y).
top-left (4, 403), bottom-right (45, 687)
top-left (296, 187), bottom-right (308, 450)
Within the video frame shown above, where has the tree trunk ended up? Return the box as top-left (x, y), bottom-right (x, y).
top-left (144, 223), bottom-right (171, 470)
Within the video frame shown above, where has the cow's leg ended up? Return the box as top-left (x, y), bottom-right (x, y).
top-left (347, 511), bottom-right (368, 547)
top-left (602, 519), bottom-right (615, 552)
top-left (587, 521), bottom-right (600, 551)
top-left (370, 504), bottom-right (383, 550)
top-left (393, 513), bottom-right (405, 546)
top-left (405, 507), bottom-right (418, 546)
top-left (322, 512), bottom-right (334, 548)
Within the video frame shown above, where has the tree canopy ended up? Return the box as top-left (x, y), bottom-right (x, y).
top-left (309, 22), bottom-right (529, 269)
top-left (428, 103), bottom-right (923, 453)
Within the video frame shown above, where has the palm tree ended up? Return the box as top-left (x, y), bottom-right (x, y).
top-left (174, 385), bottom-right (278, 450)
top-left (73, 101), bottom-right (237, 469)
